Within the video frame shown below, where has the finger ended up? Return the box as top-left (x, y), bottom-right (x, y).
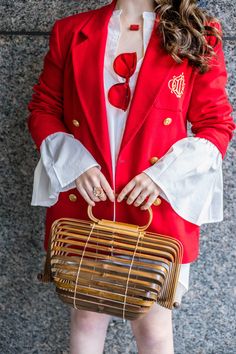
top-left (133, 188), bottom-right (151, 207)
top-left (126, 185), bottom-right (144, 205)
top-left (99, 173), bottom-right (115, 202)
top-left (95, 187), bottom-right (107, 201)
top-left (140, 192), bottom-right (160, 210)
top-left (84, 180), bottom-right (105, 202)
top-left (77, 184), bottom-right (95, 206)
top-left (86, 172), bottom-right (107, 201)
top-left (117, 179), bottom-right (136, 202)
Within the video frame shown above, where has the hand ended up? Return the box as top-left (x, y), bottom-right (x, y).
top-left (75, 166), bottom-right (115, 206)
top-left (116, 172), bottom-right (161, 210)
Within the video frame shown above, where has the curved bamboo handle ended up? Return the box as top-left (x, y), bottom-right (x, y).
top-left (87, 193), bottom-right (153, 231)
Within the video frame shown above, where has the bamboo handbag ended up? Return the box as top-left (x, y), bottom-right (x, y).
top-left (38, 199), bottom-right (183, 321)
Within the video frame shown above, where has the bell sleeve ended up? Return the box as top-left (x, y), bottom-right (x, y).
top-left (143, 136), bottom-right (223, 226)
top-left (31, 132), bottom-right (101, 207)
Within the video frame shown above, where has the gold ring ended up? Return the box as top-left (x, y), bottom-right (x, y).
top-left (93, 186), bottom-right (104, 198)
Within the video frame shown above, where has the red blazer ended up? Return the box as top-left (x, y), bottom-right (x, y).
top-left (27, 0), bottom-right (235, 263)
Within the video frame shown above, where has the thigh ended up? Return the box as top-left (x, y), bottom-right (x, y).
top-left (70, 307), bottom-right (112, 331)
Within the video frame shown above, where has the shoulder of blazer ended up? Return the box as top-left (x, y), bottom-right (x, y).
top-left (55, 4), bottom-right (104, 38)
top-left (52, 5), bottom-right (104, 62)
top-left (204, 19), bottom-right (223, 48)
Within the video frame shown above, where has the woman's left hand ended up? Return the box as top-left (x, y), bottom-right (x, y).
top-left (116, 172), bottom-right (161, 210)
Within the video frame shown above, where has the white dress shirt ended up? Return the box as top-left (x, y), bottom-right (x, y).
top-left (30, 9), bottom-right (224, 303)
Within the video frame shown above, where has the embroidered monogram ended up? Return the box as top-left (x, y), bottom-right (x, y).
top-left (168, 73), bottom-right (185, 98)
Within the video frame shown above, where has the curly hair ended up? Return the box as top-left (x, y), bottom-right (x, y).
top-left (153, 0), bottom-right (223, 73)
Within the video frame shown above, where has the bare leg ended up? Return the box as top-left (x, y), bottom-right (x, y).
top-left (69, 308), bottom-right (112, 354)
top-left (130, 303), bottom-right (174, 354)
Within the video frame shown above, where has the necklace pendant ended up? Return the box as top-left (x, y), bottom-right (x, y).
top-left (129, 24), bottom-right (139, 31)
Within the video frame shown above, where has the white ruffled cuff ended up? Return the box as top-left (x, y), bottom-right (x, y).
top-left (31, 132), bottom-right (101, 206)
top-left (143, 137), bottom-right (223, 226)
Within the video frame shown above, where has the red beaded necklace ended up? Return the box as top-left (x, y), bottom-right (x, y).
top-left (129, 24), bottom-right (140, 31)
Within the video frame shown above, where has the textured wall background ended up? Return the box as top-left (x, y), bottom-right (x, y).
top-left (0, 1), bottom-right (235, 353)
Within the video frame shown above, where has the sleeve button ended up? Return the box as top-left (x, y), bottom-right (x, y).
top-left (149, 156), bottom-right (159, 164)
top-left (69, 193), bottom-right (77, 202)
top-left (72, 119), bottom-right (80, 127)
top-left (153, 197), bottom-right (162, 206)
top-left (163, 117), bottom-right (172, 125)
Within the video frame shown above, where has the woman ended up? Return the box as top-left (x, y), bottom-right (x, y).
top-left (27, 0), bottom-right (235, 353)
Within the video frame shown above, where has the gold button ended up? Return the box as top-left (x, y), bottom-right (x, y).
top-left (153, 197), bottom-right (162, 206)
top-left (163, 117), bottom-right (172, 126)
top-left (69, 193), bottom-right (77, 202)
top-left (149, 156), bottom-right (159, 165)
top-left (72, 119), bottom-right (80, 127)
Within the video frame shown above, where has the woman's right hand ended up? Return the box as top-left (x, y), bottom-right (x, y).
top-left (75, 166), bottom-right (115, 206)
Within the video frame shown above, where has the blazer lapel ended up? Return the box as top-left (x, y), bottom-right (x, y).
top-left (71, 0), bottom-right (176, 178)
top-left (71, 0), bottom-right (117, 182)
top-left (117, 16), bottom-right (176, 159)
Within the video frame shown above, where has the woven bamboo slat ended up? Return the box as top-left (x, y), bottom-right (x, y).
top-left (38, 200), bottom-right (183, 321)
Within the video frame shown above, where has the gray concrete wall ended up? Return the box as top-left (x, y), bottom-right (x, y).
top-left (0, 1), bottom-right (235, 353)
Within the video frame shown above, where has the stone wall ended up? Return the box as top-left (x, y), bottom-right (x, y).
top-left (0, 1), bottom-right (235, 353)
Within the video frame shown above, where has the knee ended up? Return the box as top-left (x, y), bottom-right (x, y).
top-left (70, 308), bottom-right (111, 333)
top-left (133, 324), bottom-right (168, 346)
top-left (131, 317), bottom-right (172, 346)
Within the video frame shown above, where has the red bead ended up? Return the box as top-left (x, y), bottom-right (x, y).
top-left (129, 24), bottom-right (139, 31)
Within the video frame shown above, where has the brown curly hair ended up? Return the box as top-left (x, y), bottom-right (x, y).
top-left (153, 0), bottom-right (223, 73)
